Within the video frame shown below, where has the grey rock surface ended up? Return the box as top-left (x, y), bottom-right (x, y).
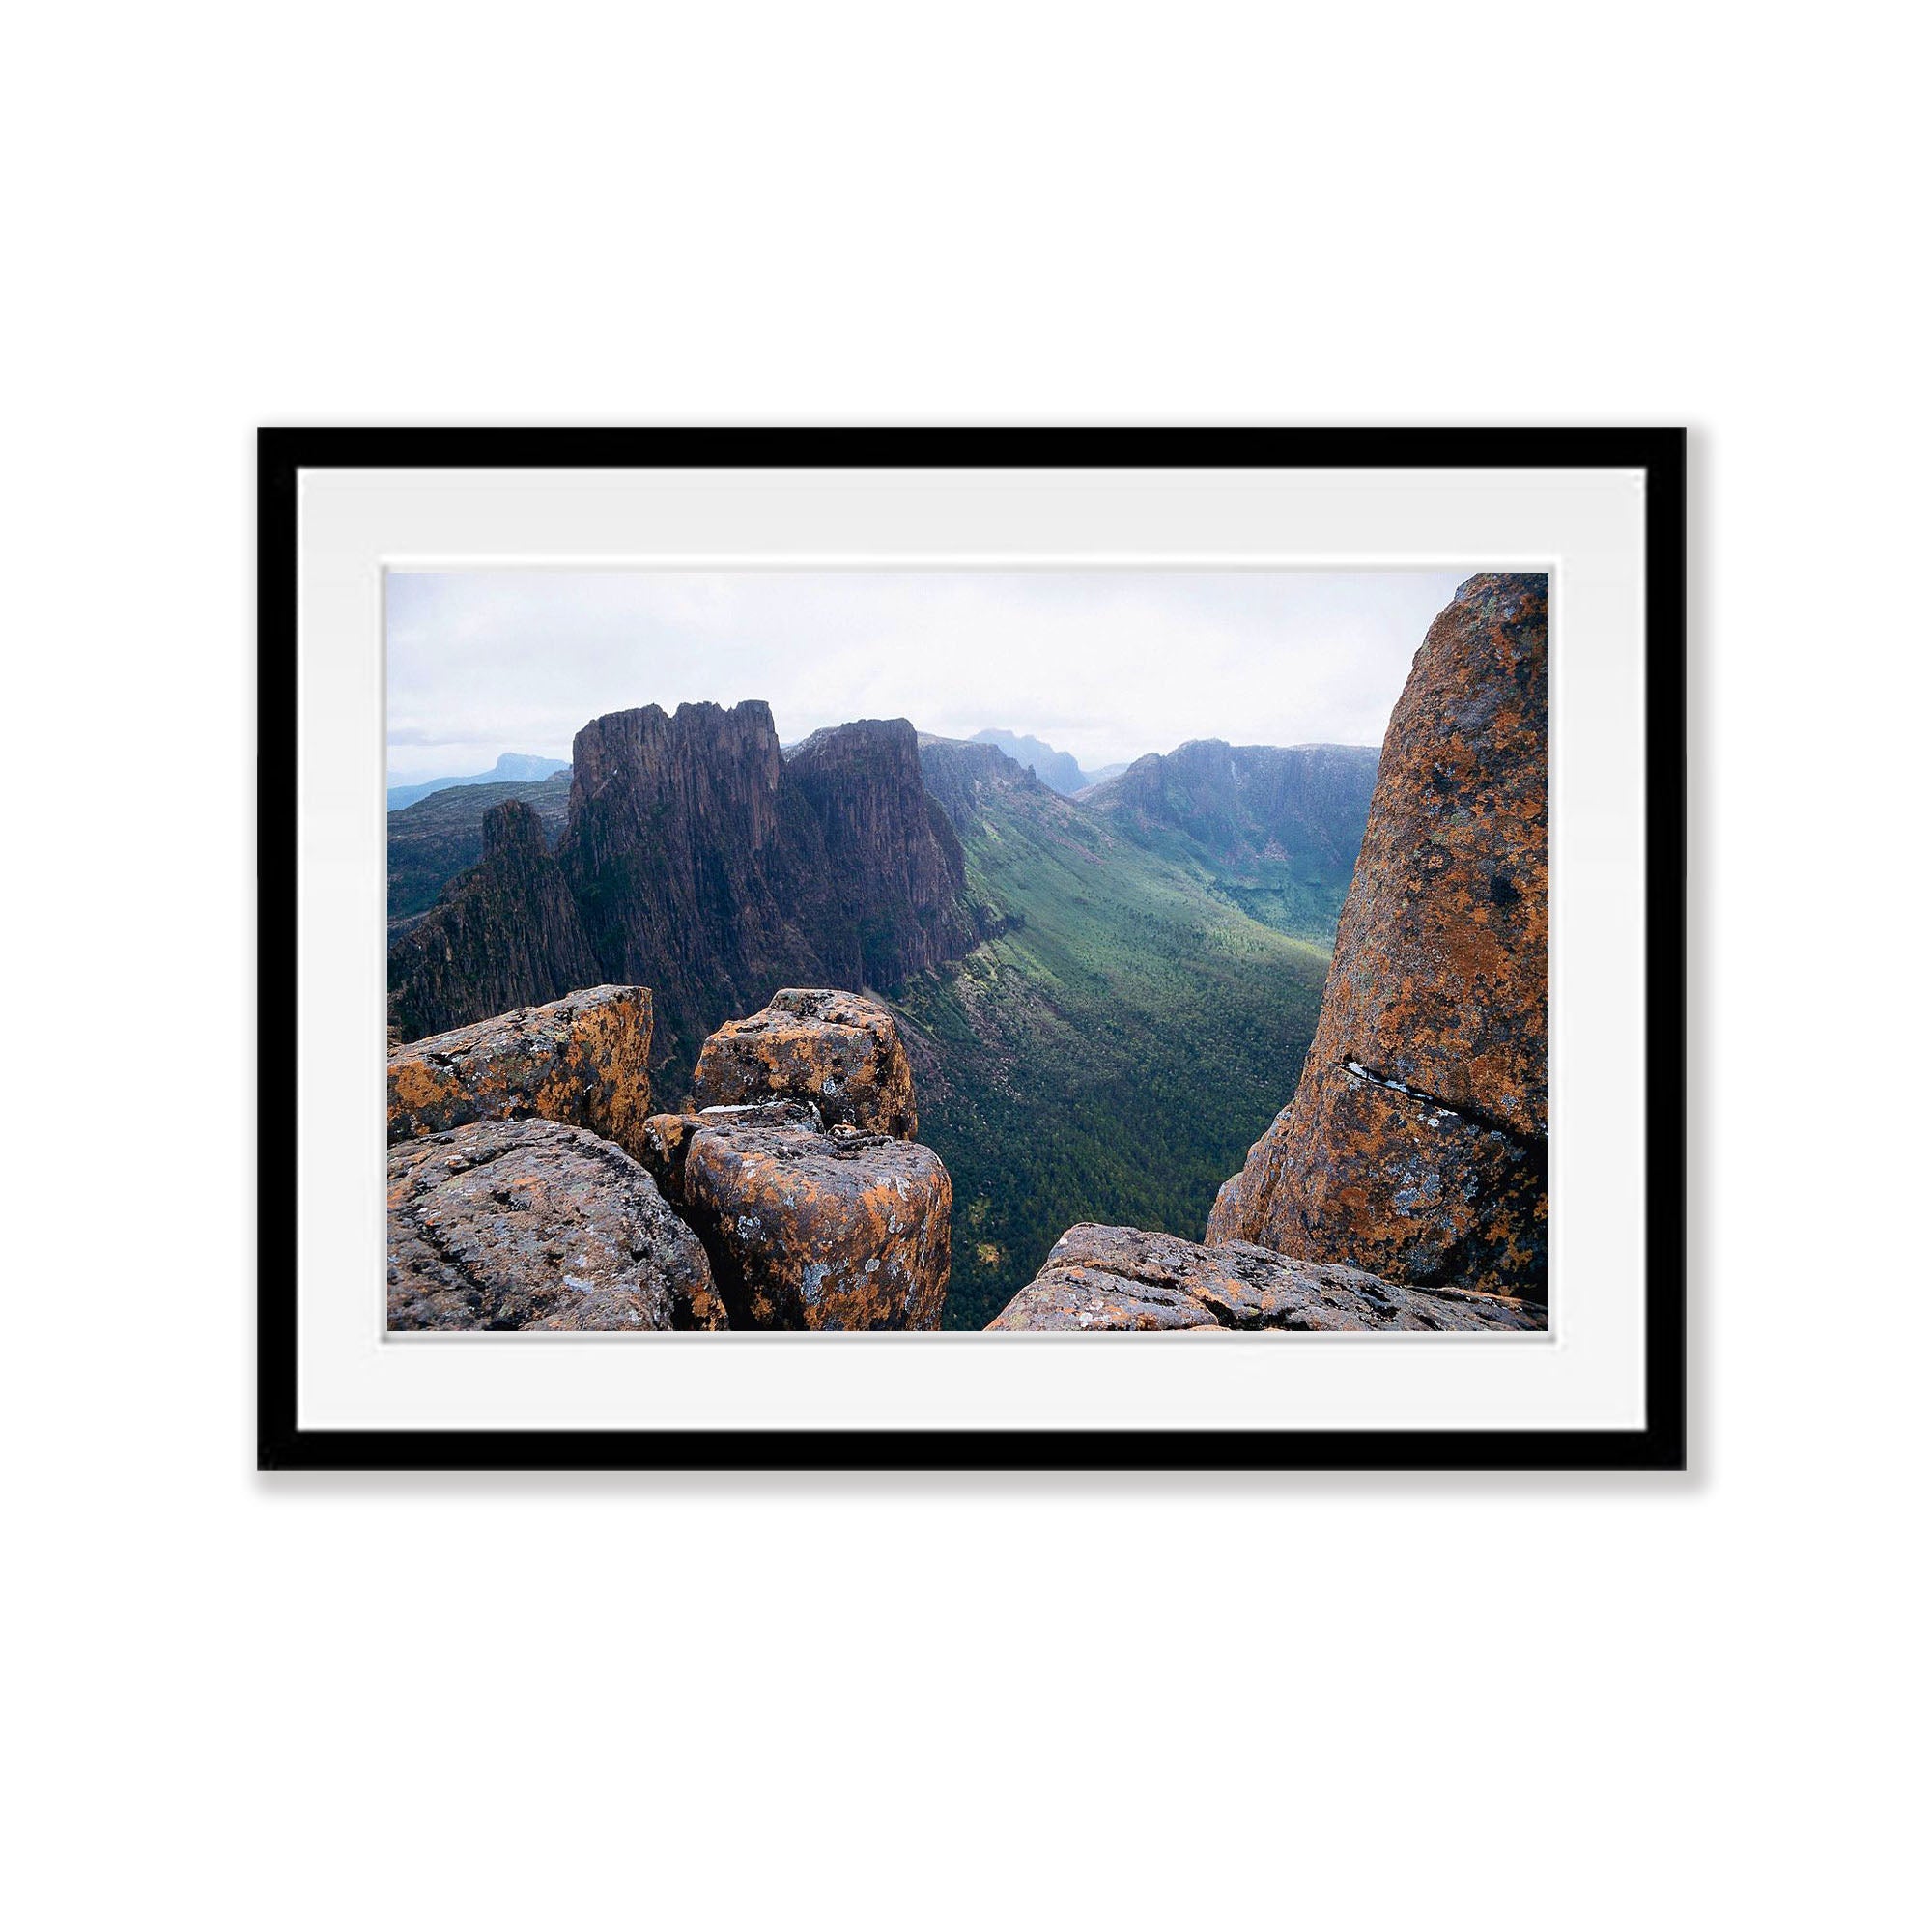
top-left (987, 1223), bottom-right (1545, 1332)
top-left (386, 1118), bottom-right (724, 1331)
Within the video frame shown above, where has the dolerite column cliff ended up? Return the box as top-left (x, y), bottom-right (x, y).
top-left (1206, 574), bottom-right (1549, 1301)
top-left (387, 801), bottom-right (602, 1044)
top-left (784, 719), bottom-right (979, 985)
top-left (556, 700), bottom-right (839, 1075)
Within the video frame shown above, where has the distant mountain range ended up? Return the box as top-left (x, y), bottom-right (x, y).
top-left (385, 752), bottom-right (570, 813)
top-left (1084, 739), bottom-right (1379, 943)
top-left (386, 709), bottom-right (1378, 1325)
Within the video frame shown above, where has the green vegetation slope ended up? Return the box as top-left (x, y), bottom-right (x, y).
top-left (898, 741), bottom-right (1334, 1329)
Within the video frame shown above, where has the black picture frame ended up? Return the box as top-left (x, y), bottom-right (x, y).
top-left (258, 427), bottom-right (1686, 1474)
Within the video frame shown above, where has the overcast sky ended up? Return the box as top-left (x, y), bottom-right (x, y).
top-left (385, 568), bottom-right (1472, 781)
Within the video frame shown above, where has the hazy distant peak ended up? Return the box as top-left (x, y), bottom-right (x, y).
top-left (385, 753), bottom-right (569, 813)
top-left (969, 728), bottom-right (1090, 796)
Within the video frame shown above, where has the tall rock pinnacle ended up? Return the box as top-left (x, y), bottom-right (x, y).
top-left (1206, 573), bottom-right (1549, 1300)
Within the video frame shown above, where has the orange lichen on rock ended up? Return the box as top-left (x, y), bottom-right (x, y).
top-left (691, 987), bottom-right (919, 1137)
top-left (986, 1224), bottom-right (1543, 1332)
top-left (1207, 574), bottom-right (1549, 1301)
top-left (644, 1100), bottom-right (950, 1330)
top-left (385, 985), bottom-right (655, 1163)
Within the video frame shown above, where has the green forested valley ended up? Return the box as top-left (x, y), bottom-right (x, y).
top-left (894, 747), bottom-right (1335, 1329)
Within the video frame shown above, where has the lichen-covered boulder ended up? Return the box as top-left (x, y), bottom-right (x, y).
top-left (987, 1224), bottom-right (1544, 1332)
top-left (1207, 574), bottom-right (1549, 1301)
top-left (386, 1118), bottom-right (724, 1331)
top-left (642, 1102), bottom-right (949, 1330)
top-left (691, 988), bottom-right (918, 1137)
top-left (386, 985), bottom-right (654, 1163)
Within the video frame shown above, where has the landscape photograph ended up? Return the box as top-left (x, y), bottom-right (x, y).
top-left (384, 567), bottom-right (1549, 1336)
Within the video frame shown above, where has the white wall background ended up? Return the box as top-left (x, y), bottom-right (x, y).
top-left (6, 5), bottom-right (1925, 1928)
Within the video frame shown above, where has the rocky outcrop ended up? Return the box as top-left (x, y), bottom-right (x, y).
top-left (387, 771), bottom-right (572, 933)
top-left (387, 984), bottom-right (655, 1162)
top-left (386, 1118), bottom-right (724, 1331)
top-left (641, 1101), bottom-right (951, 1330)
top-left (986, 1223), bottom-right (1544, 1332)
top-left (387, 801), bottom-right (603, 1043)
top-left (1207, 574), bottom-right (1549, 1300)
top-left (691, 988), bottom-right (919, 1136)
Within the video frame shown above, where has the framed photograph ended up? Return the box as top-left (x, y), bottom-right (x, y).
top-left (259, 428), bottom-right (1685, 1471)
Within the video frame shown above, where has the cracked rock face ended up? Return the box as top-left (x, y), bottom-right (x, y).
top-left (1207, 574), bottom-right (1549, 1300)
top-left (387, 1117), bottom-right (724, 1331)
top-left (641, 1102), bottom-right (950, 1330)
top-left (986, 1224), bottom-right (1545, 1332)
top-left (386, 985), bottom-right (655, 1164)
top-left (690, 988), bottom-right (918, 1137)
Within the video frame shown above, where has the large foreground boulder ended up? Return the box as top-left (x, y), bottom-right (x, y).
top-left (386, 985), bottom-right (655, 1163)
top-left (1207, 574), bottom-right (1549, 1300)
top-left (641, 1102), bottom-right (950, 1329)
top-left (987, 1224), bottom-right (1544, 1332)
top-left (387, 1118), bottom-right (724, 1331)
top-left (691, 988), bottom-right (919, 1137)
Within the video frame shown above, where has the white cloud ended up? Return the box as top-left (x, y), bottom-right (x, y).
top-left (384, 567), bottom-right (1475, 779)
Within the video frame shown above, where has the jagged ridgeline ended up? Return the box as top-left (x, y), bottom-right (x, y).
top-left (387, 703), bottom-right (1377, 1327)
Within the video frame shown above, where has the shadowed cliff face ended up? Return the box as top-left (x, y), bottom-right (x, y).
top-left (1207, 573), bottom-right (1549, 1299)
top-left (555, 700), bottom-right (833, 1073)
top-left (387, 800), bottom-right (602, 1042)
top-left (560, 703), bottom-right (978, 1078)
top-left (785, 719), bottom-right (979, 985)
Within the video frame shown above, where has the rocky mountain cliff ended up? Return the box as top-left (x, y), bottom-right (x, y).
top-left (1206, 573), bottom-right (1548, 1301)
top-left (784, 719), bottom-right (982, 981)
top-left (1085, 739), bottom-right (1379, 943)
top-left (387, 800), bottom-right (603, 1041)
top-left (916, 734), bottom-right (1047, 833)
top-left (390, 701), bottom-right (987, 1070)
top-left (387, 770), bottom-right (571, 933)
